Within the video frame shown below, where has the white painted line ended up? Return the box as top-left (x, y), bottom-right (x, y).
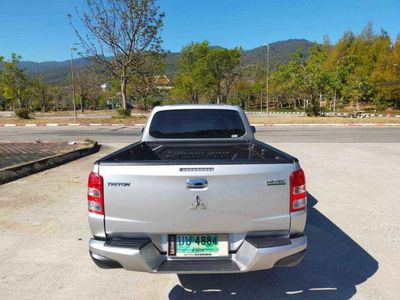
top-left (89, 123), bottom-right (103, 126)
top-left (111, 124), bottom-right (123, 126)
top-left (309, 287), bottom-right (337, 291)
top-left (46, 123), bottom-right (59, 127)
top-left (135, 123), bottom-right (145, 126)
top-left (286, 290), bottom-right (303, 295)
top-left (25, 124), bottom-right (37, 127)
top-left (250, 124), bottom-right (264, 126)
top-left (4, 124), bottom-right (17, 127)
top-left (396, 115), bottom-right (400, 118)
top-left (67, 123), bottom-right (80, 126)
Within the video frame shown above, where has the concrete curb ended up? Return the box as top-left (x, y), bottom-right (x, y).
top-left (0, 142), bottom-right (101, 185)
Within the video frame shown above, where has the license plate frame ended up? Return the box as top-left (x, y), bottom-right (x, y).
top-left (168, 234), bottom-right (228, 257)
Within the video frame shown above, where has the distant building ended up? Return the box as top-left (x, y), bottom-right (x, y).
top-left (154, 75), bottom-right (173, 90)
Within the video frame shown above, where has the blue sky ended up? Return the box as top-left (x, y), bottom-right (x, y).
top-left (0, 0), bottom-right (399, 62)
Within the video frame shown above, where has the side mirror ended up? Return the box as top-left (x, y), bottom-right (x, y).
top-left (250, 125), bottom-right (256, 134)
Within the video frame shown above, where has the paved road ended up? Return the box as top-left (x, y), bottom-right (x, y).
top-left (0, 140), bottom-right (399, 299)
top-left (1, 126), bottom-right (400, 143)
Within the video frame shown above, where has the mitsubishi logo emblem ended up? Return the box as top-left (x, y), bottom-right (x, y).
top-left (190, 195), bottom-right (206, 210)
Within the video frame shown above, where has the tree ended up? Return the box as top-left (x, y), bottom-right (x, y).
top-left (234, 64), bottom-right (267, 110)
top-left (269, 64), bottom-right (295, 109)
top-left (0, 54), bottom-right (29, 109)
top-left (70, 0), bottom-right (164, 111)
top-left (390, 36), bottom-right (400, 108)
top-left (130, 52), bottom-right (165, 110)
top-left (76, 66), bottom-right (103, 111)
top-left (371, 33), bottom-right (399, 109)
top-left (206, 47), bottom-right (242, 103)
top-left (229, 79), bottom-right (253, 108)
top-left (30, 78), bottom-right (53, 112)
top-left (286, 46), bottom-right (333, 115)
top-left (51, 87), bottom-right (62, 112)
top-left (0, 56), bottom-right (5, 110)
top-left (174, 42), bottom-right (242, 104)
top-left (262, 22), bottom-right (400, 114)
top-left (174, 41), bottom-right (210, 103)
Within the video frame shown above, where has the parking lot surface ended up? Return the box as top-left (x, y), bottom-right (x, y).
top-left (0, 130), bottom-right (399, 299)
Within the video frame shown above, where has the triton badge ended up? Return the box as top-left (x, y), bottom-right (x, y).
top-left (108, 182), bottom-right (131, 187)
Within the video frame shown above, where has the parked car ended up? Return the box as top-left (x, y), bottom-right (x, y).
top-left (88, 104), bottom-right (307, 273)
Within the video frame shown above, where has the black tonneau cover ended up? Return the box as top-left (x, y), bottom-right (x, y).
top-left (96, 140), bottom-right (297, 165)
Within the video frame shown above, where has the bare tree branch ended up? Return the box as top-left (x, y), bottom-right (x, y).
top-left (69, 0), bottom-right (164, 109)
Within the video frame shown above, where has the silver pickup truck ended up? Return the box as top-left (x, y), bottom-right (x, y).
top-left (88, 105), bottom-right (307, 273)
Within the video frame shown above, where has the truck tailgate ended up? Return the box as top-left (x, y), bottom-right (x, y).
top-left (100, 164), bottom-right (294, 235)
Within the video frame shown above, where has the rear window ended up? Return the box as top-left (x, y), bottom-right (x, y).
top-left (149, 109), bottom-right (246, 139)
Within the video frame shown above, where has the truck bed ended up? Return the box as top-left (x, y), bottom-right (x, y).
top-left (96, 140), bottom-right (297, 165)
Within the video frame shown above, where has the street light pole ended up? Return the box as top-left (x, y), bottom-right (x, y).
top-left (70, 43), bottom-right (81, 119)
top-left (263, 43), bottom-right (270, 115)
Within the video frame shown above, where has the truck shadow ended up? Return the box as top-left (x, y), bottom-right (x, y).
top-left (168, 193), bottom-right (378, 299)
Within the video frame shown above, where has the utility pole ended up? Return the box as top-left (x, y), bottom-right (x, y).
top-left (70, 43), bottom-right (81, 119)
top-left (263, 43), bottom-right (270, 116)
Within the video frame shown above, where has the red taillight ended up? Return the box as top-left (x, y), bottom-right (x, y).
top-left (290, 169), bottom-right (307, 212)
top-left (88, 171), bottom-right (104, 215)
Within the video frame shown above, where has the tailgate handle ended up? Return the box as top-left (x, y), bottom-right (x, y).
top-left (186, 178), bottom-right (208, 189)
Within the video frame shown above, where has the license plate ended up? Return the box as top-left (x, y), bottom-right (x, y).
top-left (168, 234), bottom-right (228, 257)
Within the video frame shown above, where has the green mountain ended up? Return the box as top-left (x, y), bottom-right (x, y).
top-left (241, 39), bottom-right (313, 67)
top-left (19, 58), bottom-right (90, 85)
top-left (20, 39), bottom-right (313, 85)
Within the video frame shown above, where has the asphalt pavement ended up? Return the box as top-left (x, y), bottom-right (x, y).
top-left (1, 125), bottom-right (400, 143)
top-left (1, 140), bottom-right (399, 299)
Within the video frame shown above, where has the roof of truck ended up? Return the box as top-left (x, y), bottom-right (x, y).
top-left (153, 104), bottom-right (241, 112)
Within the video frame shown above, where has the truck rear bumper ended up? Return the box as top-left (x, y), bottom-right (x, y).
top-left (89, 235), bottom-right (307, 273)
